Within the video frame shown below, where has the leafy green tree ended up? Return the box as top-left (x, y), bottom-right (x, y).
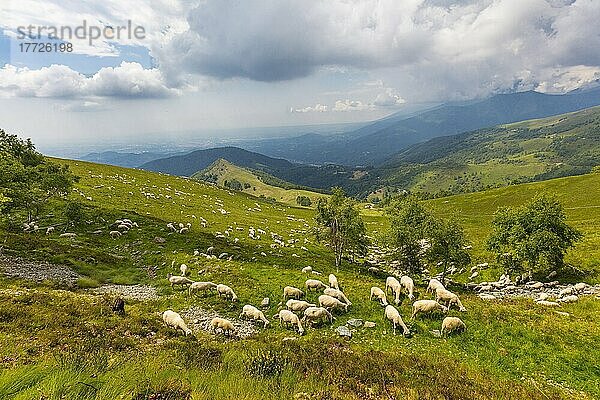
top-left (296, 195), bottom-right (312, 207)
top-left (63, 200), bottom-right (87, 228)
top-left (386, 196), bottom-right (435, 274)
top-left (315, 188), bottom-right (368, 270)
top-left (487, 194), bottom-right (582, 274)
top-left (428, 218), bottom-right (471, 280)
top-left (0, 130), bottom-right (77, 222)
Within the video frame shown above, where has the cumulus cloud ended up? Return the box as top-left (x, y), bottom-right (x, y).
top-left (291, 104), bottom-right (328, 113)
top-left (0, 62), bottom-right (177, 99)
top-left (373, 88), bottom-right (406, 107)
top-left (157, 0), bottom-right (600, 98)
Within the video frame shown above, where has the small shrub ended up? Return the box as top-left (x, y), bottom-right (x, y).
top-left (248, 349), bottom-right (289, 378)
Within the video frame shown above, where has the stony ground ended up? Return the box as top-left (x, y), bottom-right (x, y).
top-left (0, 255), bottom-right (80, 286)
top-left (91, 284), bottom-right (160, 301)
top-left (181, 306), bottom-right (258, 339)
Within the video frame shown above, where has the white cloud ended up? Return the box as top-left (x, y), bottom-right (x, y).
top-left (0, 62), bottom-right (177, 99)
top-left (373, 88), bottom-right (406, 107)
top-left (333, 99), bottom-right (373, 112)
top-left (291, 103), bottom-right (328, 113)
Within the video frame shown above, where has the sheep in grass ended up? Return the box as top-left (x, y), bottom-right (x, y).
top-left (210, 317), bottom-right (235, 336)
top-left (240, 305), bottom-right (270, 328)
top-left (274, 310), bottom-right (304, 335)
top-left (435, 288), bottom-right (467, 312)
top-left (167, 223), bottom-right (177, 232)
top-left (427, 279), bottom-right (445, 295)
top-left (188, 281), bottom-right (218, 296)
top-left (45, 227), bottom-right (54, 235)
top-left (301, 266), bottom-right (312, 274)
top-left (59, 233), bottom-right (77, 238)
top-left (109, 230), bottom-right (122, 239)
top-left (162, 310), bottom-right (192, 336)
top-left (370, 287), bottom-right (389, 306)
top-left (400, 275), bottom-right (416, 301)
top-left (411, 300), bottom-right (448, 320)
top-left (328, 274), bottom-right (340, 290)
top-left (216, 284), bottom-right (238, 302)
top-left (283, 286), bottom-right (304, 300)
top-left (384, 305), bottom-right (410, 336)
top-left (323, 288), bottom-right (351, 306)
top-left (167, 274), bottom-right (194, 290)
top-left (385, 276), bottom-right (402, 304)
top-left (302, 306), bottom-right (334, 327)
top-left (305, 279), bottom-right (328, 292)
top-left (441, 317), bottom-right (466, 336)
top-left (179, 263), bottom-right (189, 276)
top-left (318, 295), bottom-right (348, 313)
top-left (286, 299), bottom-right (316, 313)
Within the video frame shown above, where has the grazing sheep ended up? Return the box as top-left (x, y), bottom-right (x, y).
top-left (427, 278), bottom-right (445, 295)
top-left (274, 310), bottom-right (304, 334)
top-left (179, 227), bottom-right (189, 234)
top-left (109, 230), bottom-right (122, 239)
top-left (283, 286), bottom-right (304, 300)
top-left (411, 300), bottom-right (448, 320)
top-left (180, 264), bottom-right (189, 276)
top-left (301, 266), bottom-right (312, 274)
top-left (302, 306), bottom-right (333, 326)
top-left (167, 223), bottom-right (177, 231)
top-left (323, 288), bottom-right (351, 305)
top-left (384, 305), bottom-right (410, 336)
top-left (45, 227), bottom-right (54, 235)
top-left (328, 274), bottom-right (340, 290)
top-left (574, 282), bottom-right (587, 292)
top-left (167, 274), bottom-right (194, 290)
top-left (370, 286), bottom-right (389, 306)
top-left (210, 317), bottom-right (235, 336)
top-left (162, 310), bottom-right (192, 336)
top-left (318, 295), bottom-right (348, 313)
top-left (558, 295), bottom-right (578, 303)
top-left (188, 281), bottom-right (218, 296)
top-left (216, 284), bottom-right (238, 302)
top-left (559, 287), bottom-right (575, 297)
top-left (435, 288), bottom-right (467, 312)
top-left (400, 275), bottom-right (415, 301)
top-left (59, 233), bottom-right (77, 238)
top-left (385, 276), bottom-right (402, 304)
top-left (240, 305), bottom-right (270, 328)
top-left (441, 317), bottom-right (466, 336)
top-left (286, 299), bottom-right (316, 312)
top-left (305, 279), bottom-right (327, 292)
top-left (536, 300), bottom-right (561, 307)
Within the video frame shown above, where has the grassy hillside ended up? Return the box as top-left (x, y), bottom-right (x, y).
top-left (377, 106), bottom-right (600, 196)
top-left (1, 159), bottom-right (599, 399)
top-left (192, 159), bottom-right (328, 207)
top-left (426, 170), bottom-right (600, 282)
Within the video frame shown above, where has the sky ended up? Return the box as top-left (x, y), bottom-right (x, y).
top-left (1, 0), bottom-right (600, 152)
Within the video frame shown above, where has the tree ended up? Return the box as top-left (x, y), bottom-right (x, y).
top-left (487, 194), bottom-right (582, 274)
top-left (315, 188), bottom-right (368, 270)
top-left (428, 218), bottom-right (471, 280)
top-left (386, 196), bottom-right (435, 274)
top-left (296, 195), bottom-right (312, 207)
top-left (63, 200), bottom-right (87, 228)
top-left (0, 130), bottom-right (77, 222)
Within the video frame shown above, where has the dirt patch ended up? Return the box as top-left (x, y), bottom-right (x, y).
top-left (91, 284), bottom-right (160, 301)
top-left (180, 306), bottom-right (258, 339)
top-left (0, 255), bottom-right (80, 286)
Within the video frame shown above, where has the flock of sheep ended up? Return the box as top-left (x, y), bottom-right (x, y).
top-left (161, 256), bottom-right (468, 340)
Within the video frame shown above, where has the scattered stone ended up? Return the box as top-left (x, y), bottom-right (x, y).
top-left (346, 318), bottom-right (363, 328)
top-left (181, 306), bottom-right (257, 339)
top-left (478, 294), bottom-right (497, 300)
top-left (336, 325), bottom-right (352, 339)
top-left (0, 256), bottom-right (80, 286)
top-left (154, 236), bottom-right (166, 244)
top-left (364, 321), bottom-right (376, 328)
top-left (555, 311), bottom-right (571, 317)
top-left (546, 270), bottom-right (557, 280)
top-left (430, 329), bottom-right (442, 338)
top-left (261, 297), bottom-right (270, 308)
top-left (282, 337), bottom-right (297, 342)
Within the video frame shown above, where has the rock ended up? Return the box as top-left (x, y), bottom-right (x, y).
top-left (346, 318), bottom-right (363, 328)
top-left (574, 282), bottom-right (587, 292)
top-left (555, 311), bottom-right (570, 317)
top-left (154, 236), bottom-right (166, 244)
top-left (335, 325), bottom-right (352, 339)
top-left (430, 329), bottom-right (442, 338)
top-left (529, 282), bottom-right (544, 290)
top-left (282, 337), bottom-right (297, 342)
top-left (478, 294), bottom-right (497, 300)
top-left (261, 297), bottom-right (270, 308)
top-left (364, 321), bottom-right (376, 328)
top-left (536, 293), bottom-right (549, 302)
top-left (536, 300), bottom-right (560, 307)
top-left (546, 270), bottom-right (557, 280)
top-left (558, 295), bottom-right (578, 303)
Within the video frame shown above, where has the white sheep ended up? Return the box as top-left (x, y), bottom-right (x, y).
top-left (283, 286), bottom-right (304, 300)
top-left (302, 306), bottom-right (333, 326)
top-left (558, 295), bottom-right (578, 303)
top-left (180, 263), bottom-right (189, 276)
top-left (435, 288), bottom-right (467, 312)
top-left (162, 310), bottom-right (192, 336)
top-left (370, 287), bottom-right (389, 306)
top-left (45, 227), bottom-right (55, 235)
top-left (286, 299), bottom-right (316, 312)
top-left (400, 275), bottom-right (415, 301)
top-left (210, 317), bottom-right (235, 336)
top-left (441, 317), bottom-right (466, 336)
top-left (216, 284), bottom-right (238, 301)
top-left (59, 233), bottom-right (77, 238)
top-left (411, 300), bottom-right (448, 320)
top-left (188, 281), bottom-right (217, 296)
top-left (109, 230), bottom-right (122, 239)
top-left (318, 295), bottom-right (348, 313)
top-left (167, 273), bottom-right (194, 289)
top-left (384, 305), bottom-right (410, 336)
top-left (305, 279), bottom-right (327, 292)
top-left (328, 274), bottom-right (340, 290)
top-left (274, 309), bottom-right (304, 334)
top-left (536, 300), bottom-right (561, 307)
top-left (385, 276), bottom-right (402, 304)
top-left (301, 266), bottom-right (312, 274)
top-left (427, 278), bottom-right (445, 294)
top-left (323, 287), bottom-right (351, 305)
top-left (240, 305), bottom-right (270, 328)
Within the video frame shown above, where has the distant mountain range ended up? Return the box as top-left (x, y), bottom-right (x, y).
top-left (80, 151), bottom-right (180, 168)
